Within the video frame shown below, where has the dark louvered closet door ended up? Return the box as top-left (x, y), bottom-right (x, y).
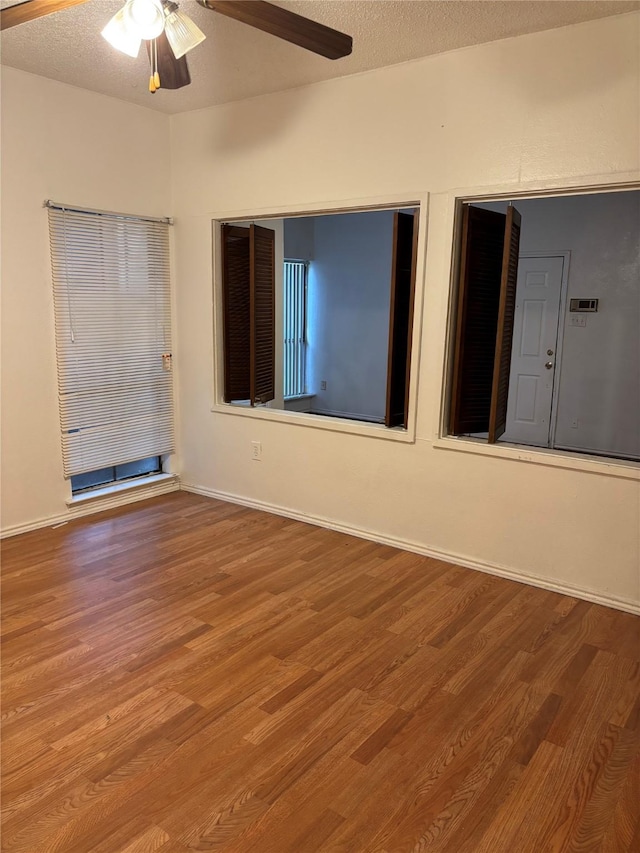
top-left (385, 211), bottom-right (418, 428)
top-left (250, 224), bottom-right (275, 405)
top-left (450, 205), bottom-right (506, 435)
top-left (222, 224), bottom-right (251, 402)
top-left (489, 205), bottom-right (521, 443)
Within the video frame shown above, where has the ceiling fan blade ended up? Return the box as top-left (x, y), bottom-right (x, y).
top-left (196, 0), bottom-right (352, 60)
top-left (146, 32), bottom-right (191, 90)
top-left (0, 0), bottom-right (90, 30)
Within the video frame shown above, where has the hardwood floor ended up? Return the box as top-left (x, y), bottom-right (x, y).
top-left (1, 492), bottom-right (639, 852)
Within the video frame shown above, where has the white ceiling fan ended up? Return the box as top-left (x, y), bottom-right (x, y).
top-left (0, 0), bottom-right (353, 93)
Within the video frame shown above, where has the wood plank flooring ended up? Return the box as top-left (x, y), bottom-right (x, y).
top-left (1, 492), bottom-right (639, 852)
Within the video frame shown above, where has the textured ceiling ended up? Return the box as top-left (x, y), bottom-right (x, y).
top-left (1, 0), bottom-right (638, 113)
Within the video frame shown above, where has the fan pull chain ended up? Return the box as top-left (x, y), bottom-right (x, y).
top-left (149, 39), bottom-right (161, 93)
top-left (154, 38), bottom-right (161, 90)
top-left (148, 39), bottom-right (156, 93)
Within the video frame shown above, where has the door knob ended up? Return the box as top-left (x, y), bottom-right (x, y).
top-left (545, 361), bottom-right (553, 369)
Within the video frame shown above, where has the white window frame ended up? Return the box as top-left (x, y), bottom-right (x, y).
top-left (47, 201), bottom-right (177, 496)
top-left (210, 193), bottom-right (429, 444)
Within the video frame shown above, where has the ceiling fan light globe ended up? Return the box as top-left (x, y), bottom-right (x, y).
top-left (164, 10), bottom-right (206, 59)
top-left (101, 7), bottom-right (142, 58)
top-left (124, 0), bottom-right (165, 40)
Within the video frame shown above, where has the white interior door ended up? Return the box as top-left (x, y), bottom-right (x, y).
top-left (501, 255), bottom-right (564, 447)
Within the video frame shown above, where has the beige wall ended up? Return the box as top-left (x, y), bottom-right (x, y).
top-left (1, 16), bottom-right (638, 610)
top-left (1, 68), bottom-right (173, 531)
top-left (170, 14), bottom-right (640, 610)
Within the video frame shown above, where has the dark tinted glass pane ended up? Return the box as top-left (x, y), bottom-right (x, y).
top-left (71, 466), bottom-right (115, 493)
top-left (115, 456), bottom-right (161, 480)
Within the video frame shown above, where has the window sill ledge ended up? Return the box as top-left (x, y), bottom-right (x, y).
top-left (284, 393), bottom-right (316, 402)
top-left (211, 401), bottom-right (415, 443)
top-left (67, 473), bottom-right (178, 506)
top-left (433, 436), bottom-right (640, 481)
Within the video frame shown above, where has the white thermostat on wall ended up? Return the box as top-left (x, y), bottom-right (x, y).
top-left (569, 298), bottom-right (599, 312)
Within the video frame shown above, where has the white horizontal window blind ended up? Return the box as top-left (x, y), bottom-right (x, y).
top-left (48, 205), bottom-right (174, 478)
top-left (283, 260), bottom-right (307, 398)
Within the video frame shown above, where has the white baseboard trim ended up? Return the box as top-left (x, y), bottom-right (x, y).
top-left (1, 477), bottom-right (180, 539)
top-left (180, 482), bottom-right (640, 616)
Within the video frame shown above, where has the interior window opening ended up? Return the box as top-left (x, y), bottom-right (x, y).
top-left (219, 206), bottom-right (419, 429)
top-left (448, 189), bottom-right (639, 464)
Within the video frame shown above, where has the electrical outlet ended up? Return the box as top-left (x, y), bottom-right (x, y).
top-left (570, 419), bottom-right (579, 429)
top-left (320, 380), bottom-right (327, 391)
top-left (251, 441), bottom-right (262, 461)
